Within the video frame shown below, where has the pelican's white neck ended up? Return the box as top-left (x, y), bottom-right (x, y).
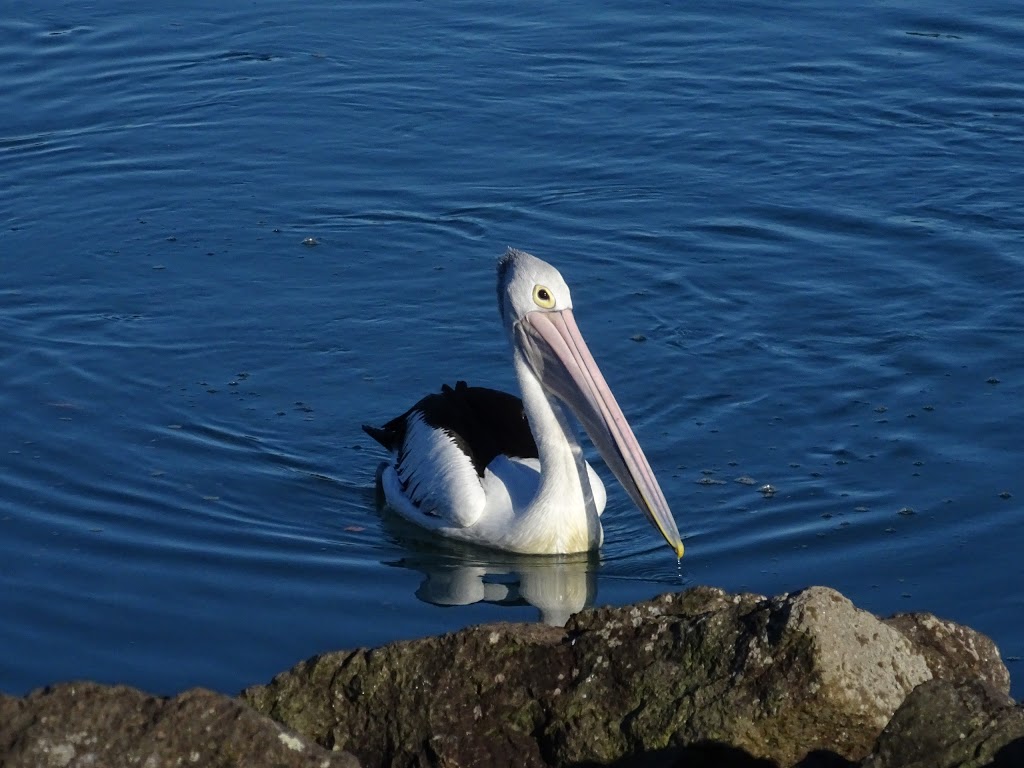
top-left (511, 349), bottom-right (602, 552)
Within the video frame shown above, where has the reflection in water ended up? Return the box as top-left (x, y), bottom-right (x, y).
top-left (409, 552), bottom-right (597, 627)
top-left (380, 507), bottom-right (599, 626)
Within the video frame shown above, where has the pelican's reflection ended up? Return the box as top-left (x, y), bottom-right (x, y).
top-left (415, 552), bottom-right (597, 626)
top-left (376, 476), bottom-right (600, 625)
top-left (383, 528), bottom-right (598, 625)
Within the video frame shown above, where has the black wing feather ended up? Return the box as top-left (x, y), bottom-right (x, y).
top-left (362, 381), bottom-right (538, 477)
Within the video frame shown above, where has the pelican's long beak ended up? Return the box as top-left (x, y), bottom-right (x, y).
top-left (515, 309), bottom-right (685, 558)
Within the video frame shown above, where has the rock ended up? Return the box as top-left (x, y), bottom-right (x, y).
top-left (1, 586), bottom-right (1015, 768)
top-left (884, 612), bottom-right (1010, 693)
top-left (243, 621), bottom-right (568, 768)
top-left (0, 682), bottom-right (360, 768)
top-left (863, 679), bottom-right (1024, 768)
top-left (240, 585), bottom-right (1011, 767)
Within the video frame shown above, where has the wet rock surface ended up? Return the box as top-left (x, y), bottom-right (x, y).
top-left (1, 586), bottom-right (1019, 768)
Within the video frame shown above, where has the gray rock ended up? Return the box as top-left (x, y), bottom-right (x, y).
top-left (884, 612), bottom-right (1010, 693)
top-left (1, 586), bottom-right (1015, 768)
top-left (0, 682), bottom-right (360, 768)
top-left (240, 585), bottom-right (1010, 767)
top-left (863, 679), bottom-right (1024, 768)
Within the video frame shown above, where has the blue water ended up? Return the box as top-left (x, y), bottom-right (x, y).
top-left (2, 1), bottom-right (1022, 699)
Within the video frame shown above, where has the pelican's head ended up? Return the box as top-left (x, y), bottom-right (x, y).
top-left (496, 248), bottom-right (685, 559)
top-left (497, 248), bottom-right (575, 333)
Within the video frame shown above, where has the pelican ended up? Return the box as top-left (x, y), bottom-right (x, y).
top-left (363, 248), bottom-right (684, 558)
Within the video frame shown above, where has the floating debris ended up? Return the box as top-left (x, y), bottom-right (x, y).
top-left (302, 236), bottom-right (318, 247)
top-left (999, 491), bottom-right (1012, 500)
top-left (759, 484), bottom-right (776, 498)
top-left (898, 507), bottom-right (916, 516)
top-left (734, 476), bottom-right (757, 486)
top-left (906, 30), bottom-right (962, 40)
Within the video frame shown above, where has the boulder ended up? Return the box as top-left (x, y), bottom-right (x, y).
top-left (240, 586), bottom-right (1010, 767)
top-left (863, 679), bottom-right (1024, 768)
top-left (0, 682), bottom-right (360, 768)
top-left (0, 586), bottom-right (1016, 768)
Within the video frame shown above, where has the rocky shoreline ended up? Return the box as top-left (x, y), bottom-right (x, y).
top-left (2, 586), bottom-right (1021, 767)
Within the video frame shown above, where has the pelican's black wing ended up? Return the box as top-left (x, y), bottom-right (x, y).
top-left (362, 381), bottom-right (538, 477)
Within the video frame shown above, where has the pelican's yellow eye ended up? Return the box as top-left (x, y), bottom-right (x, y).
top-left (533, 284), bottom-right (555, 309)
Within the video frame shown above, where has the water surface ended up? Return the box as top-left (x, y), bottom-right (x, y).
top-left (2, 0), bottom-right (1022, 697)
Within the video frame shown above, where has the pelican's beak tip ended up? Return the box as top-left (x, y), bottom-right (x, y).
top-left (674, 540), bottom-right (685, 560)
